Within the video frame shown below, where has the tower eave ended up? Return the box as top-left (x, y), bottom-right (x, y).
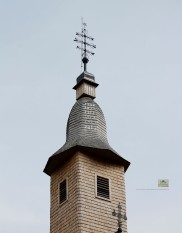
top-left (43, 146), bottom-right (130, 176)
top-left (73, 78), bottom-right (99, 90)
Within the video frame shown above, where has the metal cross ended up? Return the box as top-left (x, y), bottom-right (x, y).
top-left (112, 202), bottom-right (127, 233)
top-left (74, 19), bottom-right (96, 72)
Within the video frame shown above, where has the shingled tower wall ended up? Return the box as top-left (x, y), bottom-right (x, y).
top-left (50, 151), bottom-right (127, 233)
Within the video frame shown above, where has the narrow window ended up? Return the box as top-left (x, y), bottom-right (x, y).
top-left (96, 175), bottom-right (110, 199)
top-left (59, 179), bottom-right (67, 205)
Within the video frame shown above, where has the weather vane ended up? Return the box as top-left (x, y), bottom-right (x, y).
top-left (74, 20), bottom-right (96, 72)
top-left (112, 202), bottom-right (127, 233)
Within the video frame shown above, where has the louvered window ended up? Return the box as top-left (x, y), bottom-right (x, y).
top-left (59, 179), bottom-right (67, 205)
top-left (96, 175), bottom-right (110, 199)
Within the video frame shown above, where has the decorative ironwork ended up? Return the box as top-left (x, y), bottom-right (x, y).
top-left (112, 202), bottom-right (127, 233)
top-left (74, 20), bottom-right (96, 71)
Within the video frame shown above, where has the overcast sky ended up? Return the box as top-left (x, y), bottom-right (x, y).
top-left (0, 1), bottom-right (182, 233)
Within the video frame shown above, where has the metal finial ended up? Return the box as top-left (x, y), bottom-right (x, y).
top-left (112, 202), bottom-right (127, 233)
top-left (74, 20), bottom-right (96, 72)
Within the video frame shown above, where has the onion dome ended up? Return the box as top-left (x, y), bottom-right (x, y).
top-left (44, 72), bottom-right (130, 176)
top-left (61, 96), bottom-right (111, 151)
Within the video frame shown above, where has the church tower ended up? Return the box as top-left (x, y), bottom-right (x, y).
top-left (44, 22), bottom-right (130, 233)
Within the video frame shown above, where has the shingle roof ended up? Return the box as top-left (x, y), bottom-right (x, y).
top-left (44, 97), bottom-right (130, 176)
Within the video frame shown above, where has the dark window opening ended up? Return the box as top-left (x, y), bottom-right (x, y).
top-left (97, 175), bottom-right (110, 199)
top-left (59, 179), bottom-right (67, 204)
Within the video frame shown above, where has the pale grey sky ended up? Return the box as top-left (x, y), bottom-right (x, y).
top-left (0, 1), bottom-right (182, 233)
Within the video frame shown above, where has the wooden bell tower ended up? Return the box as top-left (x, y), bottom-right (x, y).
top-left (44, 21), bottom-right (130, 233)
